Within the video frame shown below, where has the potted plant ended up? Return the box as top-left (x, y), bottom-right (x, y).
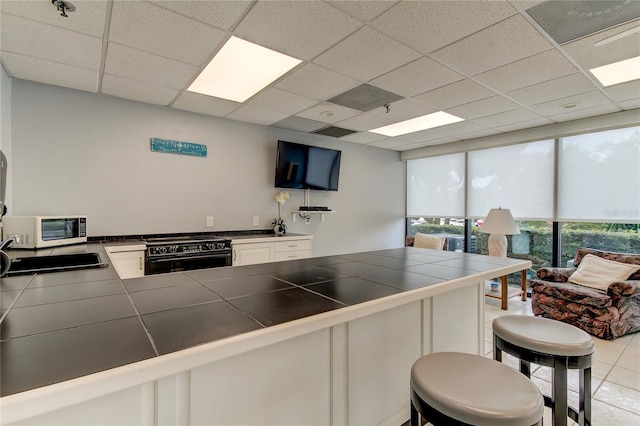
top-left (272, 191), bottom-right (290, 235)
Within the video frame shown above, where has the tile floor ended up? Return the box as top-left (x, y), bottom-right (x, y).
top-left (484, 297), bottom-right (640, 425)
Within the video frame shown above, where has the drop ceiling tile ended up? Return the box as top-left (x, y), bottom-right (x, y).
top-left (149, 0), bottom-right (252, 30)
top-left (1, 14), bottom-right (102, 70)
top-left (101, 74), bottom-right (178, 106)
top-left (172, 92), bottom-right (240, 118)
top-left (472, 108), bottom-right (545, 129)
top-left (248, 88), bottom-right (318, 115)
top-left (474, 49), bottom-right (578, 94)
top-left (105, 43), bottom-right (199, 90)
top-left (339, 131), bottom-right (389, 144)
top-left (226, 105), bottom-right (289, 126)
top-left (1, 0), bottom-right (108, 37)
top-left (413, 79), bottom-right (496, 110)
top-left (314, 26), bottom-right (421, 82)
top-left (234, 1), bottom-right (361, 60)
top-left (396, 136), bottom-right (462, 150)
top-left (530, 91), bottom-right (613, 117)
top-left (296, 103), bottom-right (360, 124)
top-left (448, 96), bottom-right (520, 120)
top-left (276, 63), bottom-right (359, 101)
top-left (370, 57), bottom-right (464, 98)
top-left (335, 113), bottom-right (394, 132)
top-left (401, 121), bottom-right (489, 143)
top-left (431, 14), bottom-right (553, 76)
top-left (271, 116), bottom-right (327, 133)
top-left (326, 0), bottom-right (399, 22)
top-left (368, 98), bottom-right (439, 121)
top-left (619, 99), bottom-right (640, 110)
top-left (1, 52), bottom-right (99, 92)
top-left (550, 104), bottom-right (622, 123)
top-left (602, 80), bottom-right (640, 103)
top-left (456, 128), bottom-right (503, 141)
top-left (370, 0), bottom-right (516, 54)
top-left (495, 117), bottom-right (554, 133)
top-left (506, 73), bottom-right (597, 106)
top-left (370, 138), bottom-right (419, 150)
top-left (109, 1), bottom-right (226, 66)
top-left (562, 19), bottom-right (640, 70)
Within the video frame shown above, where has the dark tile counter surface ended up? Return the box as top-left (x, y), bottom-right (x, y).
top-left (0, 242), bottom-right (525, 397)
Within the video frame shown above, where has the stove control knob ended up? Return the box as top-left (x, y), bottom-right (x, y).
top-left (158, 247), bottom-right (167, 254)
top-left (169, 246), bottom-right (178, 253)
top-left (216, 242), bottom-right (226, 249)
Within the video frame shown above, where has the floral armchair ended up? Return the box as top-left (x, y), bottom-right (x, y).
top-left (530, 248), bottom-right (640, 340)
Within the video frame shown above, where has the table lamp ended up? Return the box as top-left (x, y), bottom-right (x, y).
top-left (479, 208), bottom-right (520, 257)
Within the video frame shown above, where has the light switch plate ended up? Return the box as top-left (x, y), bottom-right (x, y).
top-left (253, 216), bottom-right (260, 226)
top-left (206, 216), bottom-right (214, 227)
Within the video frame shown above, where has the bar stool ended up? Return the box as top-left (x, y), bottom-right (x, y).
top-left (410, 352), bottom-right (544, 426)
top-left (493, 315), bottom-right (595, 426)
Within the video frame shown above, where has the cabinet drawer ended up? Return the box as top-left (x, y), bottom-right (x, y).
top-left (274, 239), bottom-right (310, 252)
top-left (274, 250), bottom-right (310, 262)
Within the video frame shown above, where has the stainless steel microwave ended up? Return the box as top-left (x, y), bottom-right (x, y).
top-left (2, 216), bottom-right (87, 249)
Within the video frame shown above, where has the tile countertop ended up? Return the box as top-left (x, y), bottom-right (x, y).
top-left (0, 242), bottom-right (528, 397)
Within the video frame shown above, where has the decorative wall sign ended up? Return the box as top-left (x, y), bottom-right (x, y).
top-left (150, 138), bottom-right (207, 157)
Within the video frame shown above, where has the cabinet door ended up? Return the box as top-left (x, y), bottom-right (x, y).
top-left (109, 251), bottom-right (145, 279)
top-left (233, 243), bottom-right (274, 266)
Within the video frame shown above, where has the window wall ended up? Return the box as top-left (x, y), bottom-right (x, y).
top-left (407, 125), bottom-right (640, 274)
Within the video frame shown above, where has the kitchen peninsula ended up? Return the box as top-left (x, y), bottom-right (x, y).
top-left (0, 242), bottom-right (530, 425)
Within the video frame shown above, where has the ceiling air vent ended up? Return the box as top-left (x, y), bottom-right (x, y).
top-left (327, 83), bottom-right (402, 112)
top-left (311, 126), bottom-right (357, 138)
top-left (526, 0), bottom-right (640, 44)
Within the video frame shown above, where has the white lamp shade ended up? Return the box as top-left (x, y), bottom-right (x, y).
top-left (479, 208), bottom-right (520, 235)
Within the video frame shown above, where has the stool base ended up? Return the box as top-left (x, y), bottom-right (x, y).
top-left (494, 333), bottom-right (593, 426)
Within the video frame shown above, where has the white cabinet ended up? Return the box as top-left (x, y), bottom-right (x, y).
top-left (105, 245), bottom-right (146, 279)
top-left (232, 236), bottom-right (312, 266)
top-left (232, 242), bottom-right (273, 266)
top-left (274, 239), bottom-right (310, 262)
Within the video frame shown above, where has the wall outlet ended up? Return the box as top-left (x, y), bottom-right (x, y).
top-left (253, 216), bottom-right (260, 226)
top-left (206, 216), bottom-right (214, 228)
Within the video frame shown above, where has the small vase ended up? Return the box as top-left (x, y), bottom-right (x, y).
top-left (273, 225), bottom-right (285, 236)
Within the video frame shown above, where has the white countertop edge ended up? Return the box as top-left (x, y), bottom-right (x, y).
top-left (0, 259), bottom-right (530, 423)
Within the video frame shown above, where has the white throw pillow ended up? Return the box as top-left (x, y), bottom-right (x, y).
top-left (568, 254), bottom-right (640, 290)
top-left (413, 233), bottom-right (446, 250)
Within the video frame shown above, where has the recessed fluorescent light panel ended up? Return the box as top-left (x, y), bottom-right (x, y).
top-left (590, 56), bottom-right (640, 87)
top-left (188, 36), bottom-right (302, 103)
top-left (370, 111), bottom-right (464, 137)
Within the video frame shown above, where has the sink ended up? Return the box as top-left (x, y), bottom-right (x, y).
top-left (6, 253), bottom-right (107, 276)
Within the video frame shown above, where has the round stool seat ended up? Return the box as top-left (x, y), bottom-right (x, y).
top-left (493, 316), bottom-right (594, 357)
top-left (411, 352), bottom-right (544, 426)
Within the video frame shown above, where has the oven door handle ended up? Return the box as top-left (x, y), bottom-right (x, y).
top-left (147, 253), bottom-right (231, 263)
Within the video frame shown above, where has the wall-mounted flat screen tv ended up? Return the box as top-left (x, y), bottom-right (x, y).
top-left (274, 140), bottom-right (342, 191)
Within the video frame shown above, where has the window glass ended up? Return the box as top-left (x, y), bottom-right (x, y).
top-left (558, 127), bottom-right (640, 222)
top-left (560, 222), bottom-right (640, 267)
top-left (468, 140), bottom-right (554, 219)
top-left (406, 154), bottom-right (465, 217)
top-left (407, 217), bottom-right (469, 252)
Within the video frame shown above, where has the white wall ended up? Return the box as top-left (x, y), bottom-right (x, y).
top-left (1, 66), bottom-right (12, 214)
top-left (9, 80), bottom-right (405, 256)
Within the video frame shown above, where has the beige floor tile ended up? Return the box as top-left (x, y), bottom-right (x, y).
top-left (592, 359), bottom-right (614, 380)
top-left (606, 366), bottom-right (640, 392)
top-left (617, 350), bottom-right (640, 373)
top-left (595, 346), bottom-right (623, 365)
top-left (594, 381), bottom-right (640, 415)
top-left (595, 333), bottom-right (635, 353)
top-left (590, 399), bottom-right (640, 426)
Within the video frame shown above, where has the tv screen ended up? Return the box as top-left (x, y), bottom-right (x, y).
top-left (274, 140), bottom-right (341, 191)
